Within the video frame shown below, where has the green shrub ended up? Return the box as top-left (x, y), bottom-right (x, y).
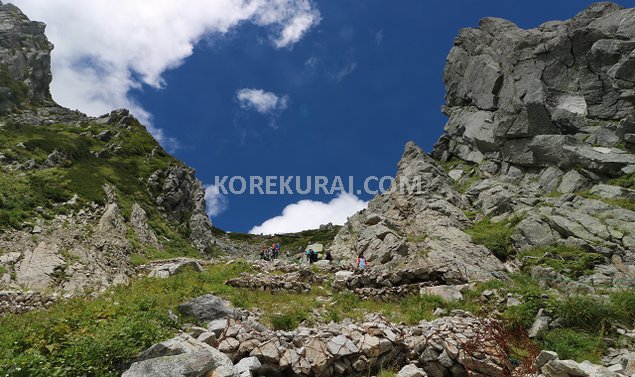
top-left (609, 173), bottom-right (635, 189)
top-left (517, 245), bottom-right (605, 278)
top-left (269, 312), bottom-right (307, 331)
top-left (129, 253), bottom-right (149, 267)
top-left (602, 197), bottom-right (635, 212)
top-left (609, 290), bottom-right (635, 322)
top-left (502, 302), bottom-right (539, 330)
top-left (552, 295), bottom-right (612, 333)
top-left (552, 291), bottom-right (635, 333)
top-left (227, 232), bottom-right (258, 241)
top-left (402, 294), bottom-right (447, 324)
top-left (0, 67), bottom-right (29, 106)
top-left (466, 216), bottom-right (522, 260)
top-left (542, 329), bottom-right (604, 363)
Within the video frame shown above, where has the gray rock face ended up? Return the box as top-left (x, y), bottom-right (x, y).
top-left (149, 165), bottom-right (215, 254)
top-left (331, 142), bottom-right (505, 282)
top-left (0, 2), bottom-right (54, 111)
top-left (433, 2), bottom-right (635, 176)
top-left (130, 203), bottom-right (161, 249)
top-left (16, 241), bottom-right (64, 290)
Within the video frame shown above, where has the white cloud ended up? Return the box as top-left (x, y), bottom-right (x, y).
top-left (274, 10), bottom-right (321, 48)
top-left (249, 193), bottom-right (367, 235)
top-left (8, 0), bottom-right (320, 148)
top-left (205, 184), bottom-right (229, 218)
top-left (331, 62), bottom-right (358, 82)
top-left (236, 88), bottom-right (288, 114)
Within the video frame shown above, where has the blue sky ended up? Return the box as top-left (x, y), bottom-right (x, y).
top-left (12, 0), bottom-right (635, 233)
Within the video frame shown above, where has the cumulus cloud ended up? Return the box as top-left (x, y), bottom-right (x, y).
top-left (249, 193), bottom-right (367, 235)
top-left (8, 0), bottom-right (320, 148)
top-left (205, 184), bottom-right (229, 218)
top-left (236, 88), bottom-right (289, 114)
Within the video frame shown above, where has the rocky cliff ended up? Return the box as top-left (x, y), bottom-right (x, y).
top-left (0, 3), bottom-right (219, 295)
top-left (433, 2), bottom-right (635, 175)
top-left (332, 2), bottom-right (635, 289)
top-left (0, 1), bottom-right (53, 111)
top-left (330, 142), bottom-right (506, 283)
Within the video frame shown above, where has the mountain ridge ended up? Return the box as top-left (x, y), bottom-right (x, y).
top-left (0, 3), bottom-right (223, 295)
top-left (1, 2), bottom-right (635, 377)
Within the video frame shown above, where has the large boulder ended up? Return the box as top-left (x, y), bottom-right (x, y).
top-left (178, 294), bottom-right (238, 322)
top-left (123, 334), bottom-right (233, 377)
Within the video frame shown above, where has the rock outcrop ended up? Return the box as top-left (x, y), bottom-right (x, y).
top-left (331, 142), bottom-right (506, 283)
top-left (148, 165), bottom-right (216, 254)
top-left (433, 2), bottom-right (635, 176)
top-left (0, 1), bottom-right (53, 112)
top-left (331, 2), bottom-right (635, 289)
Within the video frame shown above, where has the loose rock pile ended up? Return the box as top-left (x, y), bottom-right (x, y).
top-left (217, 314), bottom-right (407, 376)
top-left (332, 268), bottom-right (448, 291)
top-left (124, 293), bottom-right (634, 377)
top-left (331, 268), bottom-right (467, 302)
top-left (226, 269), bottom-right (324, 294)
top-left (0, 290), bottom-right (58, 314)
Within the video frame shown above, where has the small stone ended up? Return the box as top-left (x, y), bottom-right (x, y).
top-left (218, 337), bottom-right (240, 353)
top-left (197, 331), bottom-right (217, 346)
top-left (506, 297), bottom-right (522, 307)
top-left (397, 364), bottom-right (427, 377)
top-left (208, 318), bottom-right (229, 336)
top-left (327, 335), bottom-right (359, 356)
top-left (535, 350), bottom-right (558, 369)
top-left (233, 356), bottom-right (261, 375)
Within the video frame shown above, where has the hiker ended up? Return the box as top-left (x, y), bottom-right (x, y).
top-left (309, 249), bottom-right (318, 264)
top-left (356, 254), bottom-right (368, 269)
top-left (325, 251), bottom-right (333, 262)
top-left (305, 248), bottom-right (312, 263)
